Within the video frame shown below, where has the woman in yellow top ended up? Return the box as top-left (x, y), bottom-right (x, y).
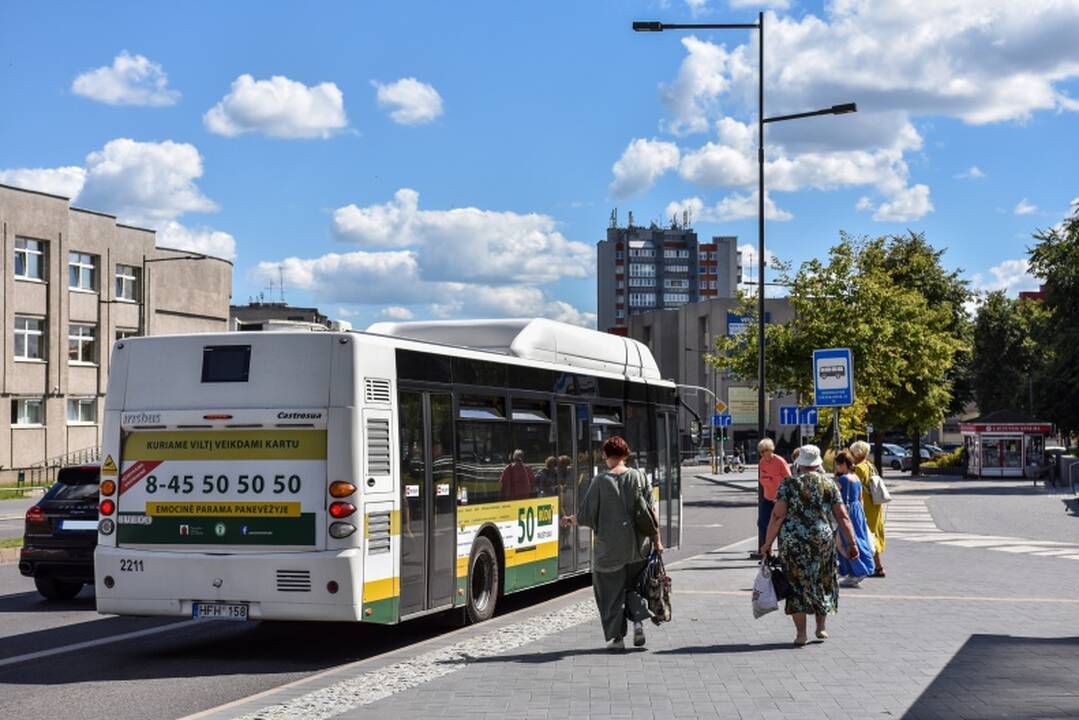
top-left (849, 441), bottom-right (886, 577)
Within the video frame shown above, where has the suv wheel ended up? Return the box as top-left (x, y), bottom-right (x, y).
top-left (35, 577), bottom-right (83, 601)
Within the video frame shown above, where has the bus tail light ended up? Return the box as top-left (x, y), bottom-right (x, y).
top-left (329, 481), bottom-right (356, 498)
top-left (328, 502), bottom-right (356, 519)
top-left (329, 521), bottom-right (356, 539)
top-left (25, 506), bottom-right (46, 524)
top-left (99, 499), bottom-right (116, 516)
top-left (100, 479), bottom-right (116, 496)
top-left (99, 518), bottom-right (115, 535)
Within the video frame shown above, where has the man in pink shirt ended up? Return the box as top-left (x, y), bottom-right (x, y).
top-left (751, 437), bottom-right (791, 559)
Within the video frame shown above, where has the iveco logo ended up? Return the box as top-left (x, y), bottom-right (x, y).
top-left (277, 411), bottom-right (322, 420)
top-left (123, 412), bottom-right (162, 424)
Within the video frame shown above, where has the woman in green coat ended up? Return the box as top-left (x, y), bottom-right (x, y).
top-left (564, 435), bottom-right (660, 651)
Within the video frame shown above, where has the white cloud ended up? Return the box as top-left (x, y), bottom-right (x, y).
top-left (609, 139), bottom-right (680, 197)
top-left (0, 166), bottom-right (86, 198)
top-left (685, 0), bottom-right (708, 15)
top-left (204, 74), bottom-right (347, 139)
top-left (331, 189), bottom-right (593, 285)
top-left (971, 259), bottom-right (1039, 296)
top-left (155, 221), bottom-right (236, 260)
top-left (955, 165), bottom-right (986, 179)
top-left (729, 0), bottom-right (790, 7)
top-left (660, 37), bottom-right (733, 135)
top-left (666, 190), bottom-right (792, 223)
top-left (855, 196), bottom-right (873, 211)
top-left (873, 184), bottom-right (934, 222)
top-left (381, 306), bottom-right (414, 320)
top-left (77, 139), bottom-right (218, 225)
top-left (71, 52), bottom-right (179, 107)
top-left (372, 78), bottom-right (444, 125)
top-left (1014, 198), bottom-right (1037, 215)
top-left (254, 251), bottom-right (595, 327)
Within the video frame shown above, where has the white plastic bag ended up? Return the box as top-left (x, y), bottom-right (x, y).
top-left (752, 562), bottom-right (779, 618)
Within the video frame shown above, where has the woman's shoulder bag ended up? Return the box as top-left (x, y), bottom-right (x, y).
top-left (868, 464), bottom-right (892, 504)
top-left (628, 469), bottom-right (660, 539)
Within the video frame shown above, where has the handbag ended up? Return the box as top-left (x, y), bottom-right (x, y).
top-left (869, 470), bottom-right (892, 504)
top-left (752, 561), bottom-right (779, 618)
top-left (636, 549), bottom-right (672, 625)
top-left (766, 556), bottom-right (793, 600)
top-left (629, 469), bottom-right (660, 538)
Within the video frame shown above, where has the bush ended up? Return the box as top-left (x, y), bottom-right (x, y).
top-left (923, 447), bottom-right (963, 469)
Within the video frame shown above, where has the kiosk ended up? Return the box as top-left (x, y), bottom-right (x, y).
top-left (960, 410), bottom-right (1053, 478)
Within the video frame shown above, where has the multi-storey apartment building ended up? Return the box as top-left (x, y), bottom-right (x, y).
top-left (1, 183), bottom-right (232, 472)
top-left (596, 216), bottom-right (741, 334)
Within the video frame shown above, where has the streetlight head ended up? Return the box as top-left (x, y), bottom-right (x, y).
top-left (632, 21), bottom-right (664, 31)
top-left (830, 102), bottom-right (857, 115)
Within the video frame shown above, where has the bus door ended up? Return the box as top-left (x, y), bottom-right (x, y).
top-left (556, 403), bottom-right (591, 573)
top-left (398, 390), bottom-right (456, 616)
top-left (658, 411), bottom-right (680, 549)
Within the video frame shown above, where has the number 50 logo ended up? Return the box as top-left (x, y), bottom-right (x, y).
top-left (517, 506), bottom-right (536, 544)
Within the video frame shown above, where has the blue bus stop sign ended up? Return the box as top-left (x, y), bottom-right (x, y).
top-left (813, 348), bottom-right (854, 407)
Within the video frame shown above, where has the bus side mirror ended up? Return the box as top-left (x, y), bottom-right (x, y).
top-left (690, 420), bottom-right (701, 446)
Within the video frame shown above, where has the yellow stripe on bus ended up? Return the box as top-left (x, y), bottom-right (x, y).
top-left (122, 429), bottom-right (327, 461)
top-left (457, 496), bottom-right (559, 526)
top-left (506, 540), bottom-right (558, 567)
top-left (146, 501), bottom-right (301, 517)
top-left (362, 577), bottom-right (397, 602)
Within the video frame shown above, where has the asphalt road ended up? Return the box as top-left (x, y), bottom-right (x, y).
top-left (0, 496), bottom-right (38, 540)
top-left (0, 465), bottom-right (758, 720)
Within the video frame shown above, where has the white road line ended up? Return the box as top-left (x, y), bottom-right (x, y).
top-left (0, 514), bottom-right (26, 521)
top-left (0, 619), bottom-right (200, 670)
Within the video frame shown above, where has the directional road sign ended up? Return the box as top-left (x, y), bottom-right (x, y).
top-left (712, 413), bottom-right (732, 427)
top-left (779, 406), bottom-right (799, 426)
top-left (813, 347), bottom-right (854, 407)
top-left (798, 406), bottom-right (819, 425)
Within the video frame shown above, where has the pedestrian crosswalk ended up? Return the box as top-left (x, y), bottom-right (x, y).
top-left (887, 495), bottom-right (1079, 561)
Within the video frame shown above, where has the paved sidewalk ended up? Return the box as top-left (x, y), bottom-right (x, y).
top-left (199, 487), bottom-right (1079, 720)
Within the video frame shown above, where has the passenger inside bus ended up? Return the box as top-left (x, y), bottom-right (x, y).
top-left (500, 449), bottom-right (535, 499)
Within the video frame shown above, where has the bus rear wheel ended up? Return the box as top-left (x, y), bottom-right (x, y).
top-left (466, 536), bottom-right (499, 624)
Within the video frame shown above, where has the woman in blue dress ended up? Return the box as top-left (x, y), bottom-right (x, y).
top-left (833, 450), bottom-right (876, 586)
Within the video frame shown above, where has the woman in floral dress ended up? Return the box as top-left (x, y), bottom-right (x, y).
top-left (761, 444), bottom-right (860, 646)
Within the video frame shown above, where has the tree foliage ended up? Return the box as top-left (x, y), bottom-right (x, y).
top-left (970, 291), bottom-right (1049, 416)
top-left (1027, 203), bottom-right (1079, 437)
top-left (712, 232), bottom-right (967, 472)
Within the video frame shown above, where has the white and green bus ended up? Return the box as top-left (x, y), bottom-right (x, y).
top-left (95, 319), bottom-right (681, 624)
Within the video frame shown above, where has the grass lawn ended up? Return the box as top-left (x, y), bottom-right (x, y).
top-left (0, 488), bottom-right (33, 501)
top-left (0, 537), bottom-right (23, 550)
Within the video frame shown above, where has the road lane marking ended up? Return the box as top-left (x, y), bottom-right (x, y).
top-left (0, 619), bottom-right (200, 670)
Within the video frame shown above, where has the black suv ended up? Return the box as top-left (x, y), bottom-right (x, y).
top-left (19, 465), bottom-right (100, 601)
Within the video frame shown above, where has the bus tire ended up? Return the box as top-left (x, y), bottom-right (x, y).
top-left (35, 577), bottom-right (82, 602)
top-left (466, 536), bottom-right (499, 624)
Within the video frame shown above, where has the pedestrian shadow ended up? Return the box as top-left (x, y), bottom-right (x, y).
top-left (443, 647), bottom-right (640, 665)
top-left (653, 642), bottom-right (793, 654)
top-left (684, 499), bottom-right (758, 509)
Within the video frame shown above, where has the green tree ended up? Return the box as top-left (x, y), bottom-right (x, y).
top-left (1028, 203), bottom-right (1079, 437)
top-left (712, 233), bottom-right (965, 473)
top-left (970, 291), bottom-right (1049, 416)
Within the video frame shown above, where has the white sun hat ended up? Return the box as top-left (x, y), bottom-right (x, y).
top-left (796, 444), bottom-right (823, 469)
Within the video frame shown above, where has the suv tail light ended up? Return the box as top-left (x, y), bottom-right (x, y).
top-left (25, 506), bottom-right (46, 524)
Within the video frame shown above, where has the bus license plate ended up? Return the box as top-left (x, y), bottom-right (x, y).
top-left (193, 602), bottom-right (249, 621)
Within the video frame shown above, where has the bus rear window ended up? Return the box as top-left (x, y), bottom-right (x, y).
top-left (201, 345), bottom-right (251, 383)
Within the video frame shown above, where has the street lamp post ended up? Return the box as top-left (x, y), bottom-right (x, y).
top-left (633, 16), bottom-right (856, 447)
top-left (140, 253), bottom-right (212, 336)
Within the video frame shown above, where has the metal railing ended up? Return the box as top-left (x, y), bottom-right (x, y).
top-left (9, 445), bottom-right (101, 488)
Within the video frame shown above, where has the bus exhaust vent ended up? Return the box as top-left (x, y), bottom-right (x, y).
top-left (367, 511), bottom-right (392, 555)
top-left (366, 418), bottom-right (392, 476)
top-left (364, 378), bottom-right (392, 405)
top-left (275, 569), bottom-right (312, 593)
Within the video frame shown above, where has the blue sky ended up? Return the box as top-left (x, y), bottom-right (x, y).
top-left (3, 0), bottom-right (1078, 328)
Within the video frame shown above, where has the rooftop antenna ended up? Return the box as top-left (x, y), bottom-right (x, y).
top-left (683, 208), bottom-right (690, 228)
top-left (628, 210), bottom-right (634, 228)
top-left (277, 265), bottom-right (286, 303)
top-left (609, 207), bottom-right (618, 229)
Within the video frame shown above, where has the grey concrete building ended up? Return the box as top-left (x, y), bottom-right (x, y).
top-left (230, 302), bottom-right (328, 331)
top-left (596, 214), bottom-right (740, 334)
top-left (627, 296), bottom-right (796, 458)
top-left (1, 183), bottom-right (232, 473)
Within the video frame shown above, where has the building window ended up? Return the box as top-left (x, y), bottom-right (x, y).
top-left (616, 279), bottom-right (625, 289)
top-left (11, 398), bottom-right (45, 426)
top-left (14, 316), bottom-right (45, 360)
top-left (115, 264), bottom-right (139, 300)
top-left (116, 329), bottom-right (138, 341)
top-left (663, 248), bottom-right (690, 259)
top-left (667, 264), bottom-right (689, 274)
top-left (69, 323), bottom-right (97, 364)
top-left (629, 263), bottom-right (655, 277)
top-left (664, 278), bottom-right (689, 290)
top-left (628, 292), bottom-right (656, 307)
top-left (663, 292), bottom-right (690, 304)
top-left (14, 237), bottom-right (45, 280)
top-left (628, 277), bottom-right (654, 287)
top-left (615, 250), bottom-right (624, 260)
top-left (67, 398), bottom-right (98, 425)
top-left (68, 252), bottom-right (97, 291)
top-left (615, 293), bottom-right (624, 304)
top-left (616, 309), bottom-right (625, 320)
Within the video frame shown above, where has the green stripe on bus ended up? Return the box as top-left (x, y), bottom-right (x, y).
top-left (362, 596), bottom-right (399, 624)
top-left (116, 513), bottom-right (316, 545)
top-left (504, 556), bottom-right (559, 594)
